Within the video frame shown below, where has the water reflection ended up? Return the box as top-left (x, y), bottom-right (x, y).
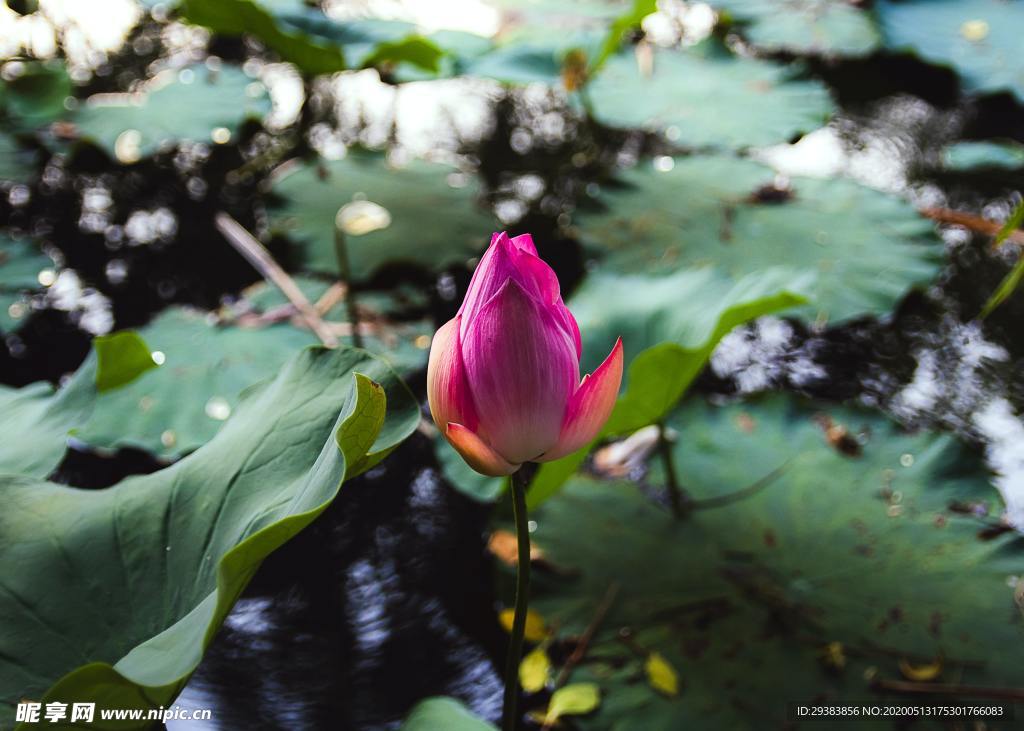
top-left (178, 436), bottom-right (504, 730)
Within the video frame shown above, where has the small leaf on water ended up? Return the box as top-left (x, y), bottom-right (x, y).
top-left (644, 652), bottom-right (679, 697)
top-left (898, 656), bottom-right (943, 682)
top-left (819, 641), bottom-right (847, 670)
top-left (499, 608), bottom-right (547, 642)
top-left (544, 683), bottom-right (601, 724)
top-left (93, 331), bottom-right (159, 393)
top-left (519, 646), bottom-right (551, 693)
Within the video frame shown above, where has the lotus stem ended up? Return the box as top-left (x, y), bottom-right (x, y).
top-left (658, 422), bottom-right (688, 520)
top-left (333, 226), bottom-right (364, 349)
top-left (502, 467), bottom-right (531, 731)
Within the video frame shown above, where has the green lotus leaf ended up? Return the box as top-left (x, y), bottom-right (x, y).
top-left (0, 332), bottom-right (154, 477)
top-left (587, 43), bottom-right (833, 148)
top-left (528, 394), bottom-right (1021, 729)
top-left (1, 346), bottom-right (419, 729)
top-left (576, 154), bottom-right (942, 323)
top-left (878, 0), bottom-right (1024, 103)
top-left (270, 151), bottom-right (496, 279)
top-left (74, 64), bottom-right (270, 159)
top-left (401, 697), bottom-right (496, 730)
top-left (712, 0), bottom-right (881, 57)
top-left (524, 267), bottom-right (809, 507)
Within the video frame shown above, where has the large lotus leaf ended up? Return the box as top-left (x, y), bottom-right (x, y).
top-left (457, 0), bottom-right (614, 84)
top-left (0, 235), bottom-right (53, 331)
top-left (529, 395), bottom-right (1023, 729)
top-left (943, 140), bottom-right (1024, 170)
top-left (462, 43), bottom-right (569, 85)
top-left (0, 133), bottom-right (37, 182)
top-left (73, 65), bottom-right (270, 159)
top-left (74, 306), bottom-right (319, 457)
top-left (181, 0), bottom-right (346, 74)
top-left (523, 267), bottom-right (809, 507)
top-left (570, 266), bottom-right (810, 374)
top-left (489, 0), bottom-right (632, 41)
top-left (587, 44), bottom-right (833, 148)
top-left (273, 14), bottom-right (444, 73)
top-left (711, 0), bottom-right (880, 56)
top-left (877, 0), bottom-right (1024, 103)
top-left (0, 62), bottom-right (71, 132)
top-left (0, 353), bottom-right (102, 478)
top-left (0, 346), bottom-right (419, 729)
top-left (270, 152), bottom-right (497, 279)
top-left (576, 155), bottom-right (942, 323)
top-left (0, 235), bottom-right (53, 292)
top-left (401, 697), bottom-right (496, 730)
top-left (0, 333), bottom-right (155, 477)
top-left (182, 0), bottom-right (444, 75)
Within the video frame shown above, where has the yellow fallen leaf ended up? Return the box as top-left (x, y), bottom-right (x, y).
top-left (544, 683), bottom-right (601, 725)
top-left (488, 530), bottom-right (543, 566)
top-left (499, 607), bottom-right (547, 642)
top-left (519, 646), bottom-right (551, 693)
top-left (819, 641), bottom-right (846, 670)
top-left (899, 656), bottom-right (943, 682)
top-left (644, 652), bottom-right (679, 697)
top-left (561, 48), bottom-right (589, 92)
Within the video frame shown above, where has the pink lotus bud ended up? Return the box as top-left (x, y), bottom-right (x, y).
top-left (428, 232), bottom-right (623, 476)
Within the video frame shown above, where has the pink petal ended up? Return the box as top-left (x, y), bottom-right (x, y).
top-left (427, 316), bottom-right (479, 432)
top-left (537, 338), bottom-right (624, 462)
top-left (446, 422), bottom-right (520, 476)
top-left (556, 302), bottom-right (583, 360)
top-left (462, 279), bottom-right (580, 464)
top-left (509, 233), bottom-right (537, 255)
top-left (459, 233), bottom-right (572, 344)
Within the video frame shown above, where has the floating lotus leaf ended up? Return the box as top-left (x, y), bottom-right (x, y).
top-left (0, 235), bottom-right (52, 331)
top-left (877, 0), bottom-right (1024, 103)
top-left (74, 65), bottom-right (270, 159)
top-left (270, 152), bottom-right (496, 279)
top-left (575, 155), bottom-right (942, 323)
top-left (712, 0), bottom-right (880, 57)
top-left (74, 306), bottom-right (319, 456)
top-left (944, 140), bottom-right (1024, 170)
top-left (529, 395), bottom-right (1020, 729)
top-left (587, 43), bottom-right (833, 148)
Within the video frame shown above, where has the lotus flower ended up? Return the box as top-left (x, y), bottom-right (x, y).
top-left (428, 232), bottom-right (623, 476)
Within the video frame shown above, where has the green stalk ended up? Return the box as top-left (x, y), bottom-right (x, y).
top-left (658, 422), bottom-right (688, 520)
top-left (333, 226), bottom-right (364, 348)
top-left (502, 468), bottom-right (531, 731)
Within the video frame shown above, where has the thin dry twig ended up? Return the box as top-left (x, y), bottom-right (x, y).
top-left (689, 461), bottom-right (789, 511)
top-left (918, 207), bottom-right (1024, 246)
top-left (215, 212), bottom-right (338, 348)
top-left (553, 582), bottom-right (621, 689)
top-left (872, 678), bottom-right (1024, 702)
top-left (315, 281), bottom-right (348, 316)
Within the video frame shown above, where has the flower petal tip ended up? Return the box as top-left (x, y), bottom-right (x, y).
top-left (537, 337), bottom-right (624, 462)
top-left (509, 233), bottom-right (537, 255)
top-left (427, 316), bottom-right (478, 432)
top-left (446, 423), bottom-right (520, 476)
